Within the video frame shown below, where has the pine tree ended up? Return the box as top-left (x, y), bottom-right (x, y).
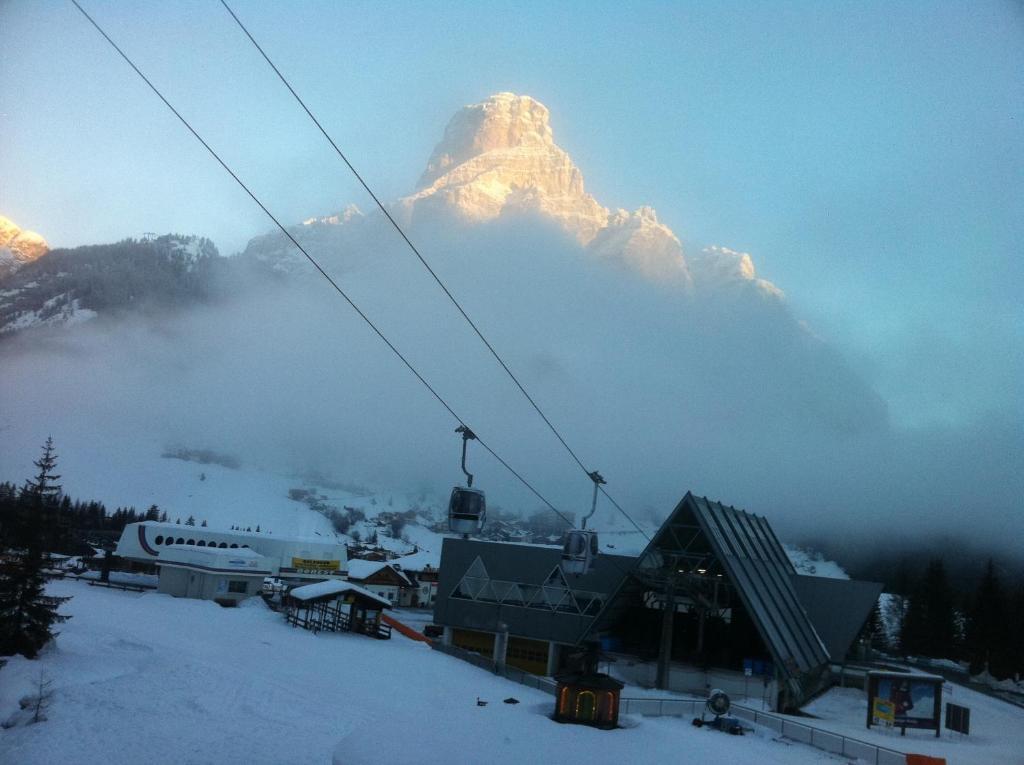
top-left (159, 511), bottom-right (168, 523)
top-left (901, 559), bottom-right (956, 659)
top-left (255, 525), bottom-right (260, 533)
top-left (1009, 586), bottom-right (1024, 680)
top-left (201, 519), bottom-right (207, 527)
top-left (0, 438), bottom-right (72, 658)
top-left (145, 505), bottom-right (160, 522)
top-left (185, 515), bottom-right (195, 526)
top-left (968, 560), bottom-right (1010, 677)
top-left (862, 599), bottom-right (888, 653)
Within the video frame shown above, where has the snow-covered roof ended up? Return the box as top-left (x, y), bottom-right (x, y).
top-left (289, 579), bottom-right (391, 608)
top-left (346, 559), bottom-right (411, 584)
top-left (391, 549), bottom-right (440, 571)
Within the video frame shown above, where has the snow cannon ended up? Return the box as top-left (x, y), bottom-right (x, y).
top-left (707, 689), bottom-right (730, 717)
top-left (692, 689), bottom-right (745, 735)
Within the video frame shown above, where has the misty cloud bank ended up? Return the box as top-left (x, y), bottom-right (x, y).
top-left (1, 211), bottom-right (1020, 561)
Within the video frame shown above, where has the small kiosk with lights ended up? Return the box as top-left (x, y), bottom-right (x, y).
top-left (553, 644), bottom-right (624, 730)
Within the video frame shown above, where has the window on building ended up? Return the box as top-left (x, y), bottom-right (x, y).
top-left (155, 535), bottom-right (164, 545)
top-left (227, 581), bottom-right (248, 594)
top-left (197, 540), bottom-right (206, 546)
top-left (187, 539), bottom-right (195, 545)
top-left (164, 537), bottom-right (174, 546)
top-left (218, 542), bottom-right (228, 548)
top-left (175, 538), bottom-right (184, 544)
top-left (229, 544), bottom-right (238, 548)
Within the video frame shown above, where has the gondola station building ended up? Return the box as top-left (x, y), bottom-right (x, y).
top-left (432, 492), bottom-right (882, 712)
top-left (115, 521), bottom-right (350, 603)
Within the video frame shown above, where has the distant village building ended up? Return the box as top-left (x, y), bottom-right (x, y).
top-left (391, 549), bottom-right (442, 608)
top-left (346, 559), bottom-right (412, 606)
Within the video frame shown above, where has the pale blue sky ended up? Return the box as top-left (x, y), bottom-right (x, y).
top-left (1, 0), bottom-right (1021, 428)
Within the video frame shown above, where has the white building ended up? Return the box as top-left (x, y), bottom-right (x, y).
top-left (116, 521), bottom-right (348, 583)
top-left (392, 549), bottom-right (442, 609)
top-left (156, 545), bottom-right (272, 606)
top-left (345, 559), bottom-right (412, 606)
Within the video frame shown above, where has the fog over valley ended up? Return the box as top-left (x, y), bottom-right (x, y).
top-left (1, 95), bottom-right (1019, 566)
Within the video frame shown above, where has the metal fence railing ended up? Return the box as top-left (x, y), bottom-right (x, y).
top-left (620, 696), bottom-right (906, 765)
top-left (619, 697), bottom-right (705, 718)
top-left (433, 641), bottom-right (905, 765)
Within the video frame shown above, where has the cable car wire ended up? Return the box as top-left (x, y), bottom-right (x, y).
top-left (70, 4), bottom-right (655, 653)
top-left (217, 0), bottom-right (652, 542)
top-left (68, 0), bottom-right (581, 533)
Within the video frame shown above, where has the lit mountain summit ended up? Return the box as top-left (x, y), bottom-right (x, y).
top-left (246, 93), bottom-right (780, 299)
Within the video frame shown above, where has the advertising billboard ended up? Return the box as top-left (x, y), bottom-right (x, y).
top-left (866, 672), bottom-right (943, 737)
top-left (291, 557), bottom-right (341, 574)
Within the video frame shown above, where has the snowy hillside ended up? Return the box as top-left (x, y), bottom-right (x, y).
top-left (0, 234), bottom-right (222, 337)
top-left (784, 545), bottom-right (850, 579)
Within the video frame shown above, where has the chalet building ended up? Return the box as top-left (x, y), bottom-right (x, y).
top-left (346, 559), bottom-right (413, 606)
top-left (393, 549), bottom-right (442, 608)
top-left (432, 492), bottom-right (882, 711)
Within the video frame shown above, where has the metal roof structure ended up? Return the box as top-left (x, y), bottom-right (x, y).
top-left (790, 574), bottom-right (883, 661)
top-left (434, 492), bottom-right (880, 694)
top-left (585, 492), bottom-right (830, 680)
top-left (433, 539), bottom-right (633, 646)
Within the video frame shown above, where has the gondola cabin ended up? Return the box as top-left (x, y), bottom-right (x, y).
top-left (449, 486), bottom-right (486, 536)
top-left (561, 529), bottom-right (599, 576)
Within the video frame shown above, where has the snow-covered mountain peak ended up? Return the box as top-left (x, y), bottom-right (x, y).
top-left (0, 215), bottom-right (49, 277)
top-left (240, 93), bottom-right (783, 300)
top-left (401, 92), bottom-right (609, 244)
top-left (417, 92), bottom-right (555, 189)
top-left (691, 245), bottom-right (783, 298)
top-left (302, 204), bottom-right (364, 227)
top-left (589, 206), bottom-right (691, 287)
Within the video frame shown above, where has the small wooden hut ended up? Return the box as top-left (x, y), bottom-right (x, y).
top-left (285, 580), bottom-right (393, 639)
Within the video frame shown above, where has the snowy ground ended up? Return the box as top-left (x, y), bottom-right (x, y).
top-left (1, 581), bottom-right (848, 765)
top-left (797, 683), bottom-right (1024, 765)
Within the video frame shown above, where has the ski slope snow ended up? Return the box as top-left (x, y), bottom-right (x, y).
top-left (2, 580), bottom-right (851, 765)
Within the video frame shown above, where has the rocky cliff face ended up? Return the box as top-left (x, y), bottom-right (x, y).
top-left (391, 93), bottom-right (777, 297)
top-left (403, 93), bottom-right (609, 244)
top-left (0, 215), bottom-right (49, 277)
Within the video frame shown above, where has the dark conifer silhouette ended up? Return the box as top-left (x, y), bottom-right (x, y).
top-left (0, 438), bottom-right (72, 658)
